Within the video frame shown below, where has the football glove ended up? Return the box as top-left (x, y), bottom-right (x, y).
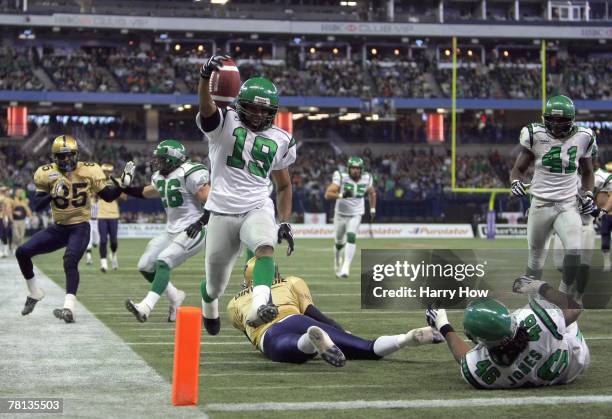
top-left (579, 191), bottom-right (596, 215)
top-left (185, 211), bottom-right (210, 239)
top-left (369, 208), bottom-right (376, 223)
top-left (342, 188), bottom-right (354, 199)
top-left (512, 275), bottom-right (545, 295)
top-left (50, 178), bottom-right (68, 198)
top-left (200, 54), bottom-right (231, 79)
top-left (593, 208), bottom-right (609, 225)
top-left (277, 222), bottom-right (295, 256)
top-left (118, 161), bottom-right (135, 188)
top-left (425, 305), bottom-right (449, 331)
top-left (510, 179), bottom-right (527, 197)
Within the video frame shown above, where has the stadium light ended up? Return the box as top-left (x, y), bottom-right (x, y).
top-left (503, 50), bottom-right (509, 57)
top-left (339, 113), bottom-right (361, 121)
top-left (371, 48), bottom-right (377, 55)
top-left (211, 0), bottom-right (229, 4)
top-left (184, 104), bottom-right (192, 110)
top-left (174, 44), bottom-right (181, 51)
top-left (292, 113), bottom-right (305, 120)
top-left (394, 49), bottom-right (400, 56)
top-left (309, 47), bottom-right (316, 54)
top-left (467, 50), bottom-right (473, 57)
top-left (198, 45), bottom-right (204, 52)
top-left (444, 49), bottom-right (451, 56)
top-left (333, 48), bottom-right (339, 55)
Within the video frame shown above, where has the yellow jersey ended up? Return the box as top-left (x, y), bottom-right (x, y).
top-left (227, 276), bottom-right (314, 348)
top-left (34, 161), bottom-right (108, 225)
top-left (98, 198), bottom-right (120, 219)
top-left (0, 196), bottom-right (13, 217)
top-left (12, 198), bottom-right (30, 220)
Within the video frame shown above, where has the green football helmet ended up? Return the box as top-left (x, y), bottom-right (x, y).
top-left (347, 156), bottom-right (365, 180)
top-left (152, 139), bottom-right (187, 176)
top-left (236, 77), bottom-right (279, 132)
top-left (543, 95), bottom-right (575, 138)
top-left (464, 298), bottom-right (528, 366)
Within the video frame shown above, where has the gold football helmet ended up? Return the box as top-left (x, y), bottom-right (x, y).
top-left (51, 135), bottom-right (79, 172)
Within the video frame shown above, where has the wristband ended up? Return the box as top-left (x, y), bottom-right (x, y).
top-left (370, 208), bottom-right (376, 214)
top-left (439, 324), bottom-right (454, 337)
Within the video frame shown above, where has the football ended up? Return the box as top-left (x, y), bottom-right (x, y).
top-left (209, 57), bottom-right (241, 107)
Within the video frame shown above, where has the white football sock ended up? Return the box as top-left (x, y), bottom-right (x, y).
top-left (165, 282), bottom-right (178, 302)
top-left (252, 285), bottom-right (271, 309)
top-left (202, 298), bottom-right (219, 319)
top-left (344, 243), bottom-right (356, 267)
top-left (373, 335), bottom-right (402, 357)
top-left (26, 276), bottom-right (40, 294)
top-left (64, 293), bottom-right (76, 311)
top-left (297, 333), bottom-right (316, 354)
top-left (143, 291), bottom-right (160, 310)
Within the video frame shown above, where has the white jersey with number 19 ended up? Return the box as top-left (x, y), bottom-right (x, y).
top-left (197, 108), bottom-right (296, 214)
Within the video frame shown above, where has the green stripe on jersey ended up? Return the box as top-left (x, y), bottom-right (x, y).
top-left (529, 299), bottom-right (563, 340)
top-left (461, 357), bottom-right (484, 389)
top-left (185, 164), bottom-right (207, 178)
top-left (527, 124), bottom-right (534, 149)
top-left (288, 137), bottom-right (296, 148)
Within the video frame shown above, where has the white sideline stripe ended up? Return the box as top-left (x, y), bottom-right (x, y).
top-left (206, 396), bottom-right (612, 412)
top-left (0, 260), bottom-right (206, 419)
top-left (201, 371), bottom-right (347, 377)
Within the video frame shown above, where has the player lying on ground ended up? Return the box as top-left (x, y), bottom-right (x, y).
top-left (121, 140), bottom-right (210, 322)
top-left (197, 55), bottom-right (296, 335)
top-left (18, 135), bottom-right (134, 323)
top-left (227, 258), bottom-right (442, 367)
top-left (510, 95), bottom-right (596, 296)
top-left (325, 156), bottom-right (376, 278)
top-left (425, 278), bottom-right (589, 389)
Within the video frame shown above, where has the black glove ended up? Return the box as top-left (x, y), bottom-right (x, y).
top-left (369, 209), bottom-right (376, 223)
top-left (200, 54), bottom-right (231, 79)
top-left (277, 222), bottom-right (295, 256)
top-left (580, 191), bottom-right (596, 215)
top-left (592, 207), bottom-right (609, 225)
top-left (185, 211), bottom-right (210, 239)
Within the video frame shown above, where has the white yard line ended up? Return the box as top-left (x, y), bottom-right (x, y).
top-left (206, 395), bottom-right (612, 412)
top-left (0, 259), bottom-right (206, 419)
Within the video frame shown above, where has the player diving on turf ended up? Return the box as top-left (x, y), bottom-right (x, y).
top-left (18, 135), bottom-right (134, 323)
top-left (426, 276), bottom-right (589, 389)
top-left (228, 258), bottom-right (442, 367)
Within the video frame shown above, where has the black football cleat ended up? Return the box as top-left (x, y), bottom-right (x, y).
top-left (53, 308), bottom-right (75, 323)
top-left (125, 299), bottom-right (148, 323)
top-left (21, 296), bottom-right (42, 316)
top-left (246, 303), bottom-right (279, 328)
top-left (203, 316), bottom-right (221, 335)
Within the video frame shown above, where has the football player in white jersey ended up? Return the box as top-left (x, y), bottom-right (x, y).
top-left (425, 277), bottom-right (589, 389)
top-left (120, 140), bottom-right (210, 322)
top-left (594, 161), bottom-right (612, 271)
top-left (549, 146), bottom-right (611, 303)
top-left (85, 197), bottom-right (100, 265)
top-left (324, 156), bottom-right (376, 278)
top-left (196, 56), bottom-right (296, 335)
top-left (510, 95), bottom-right (596, 293)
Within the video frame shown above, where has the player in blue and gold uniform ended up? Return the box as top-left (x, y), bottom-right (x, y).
top-left (227, 258), bottom-right (442, 366)
top-left (17, 135), bottom-right (134, 323)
